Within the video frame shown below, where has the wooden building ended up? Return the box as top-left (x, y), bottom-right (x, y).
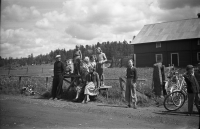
top-left (131, 17), bottom-right (200, 67)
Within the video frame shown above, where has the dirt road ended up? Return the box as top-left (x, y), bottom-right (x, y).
top-left (0, 95), bottom-right (199, 129)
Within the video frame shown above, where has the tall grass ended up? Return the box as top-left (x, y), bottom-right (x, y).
top-left (1, 66), bottom-right (183, 107)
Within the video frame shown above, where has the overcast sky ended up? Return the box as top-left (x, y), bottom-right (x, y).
top-left (1, 0), bottom-right (200, 59)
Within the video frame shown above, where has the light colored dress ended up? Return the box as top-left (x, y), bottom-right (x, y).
top-left (84, 72), bottom-right (100, 96)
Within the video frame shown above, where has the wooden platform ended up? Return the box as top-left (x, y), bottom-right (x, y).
top-left (99, 85), bottom-right (112, 99)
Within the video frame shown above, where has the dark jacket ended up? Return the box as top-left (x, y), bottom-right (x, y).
top-left (54, 61), bottom-right (65, 76)
top-left (183, 73), bottom-right (199, 93)
top-left (126, 66), bottom-right (137, 83)
top-left (86, 72), bottom-right (100, 88)
top-left (194, 71), bottom-right (200, 86)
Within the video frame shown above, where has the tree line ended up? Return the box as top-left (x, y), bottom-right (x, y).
top-left (0, 40), bottom-right (134, 67)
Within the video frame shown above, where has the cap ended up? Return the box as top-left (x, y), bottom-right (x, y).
top-left (186, 65), bottom-right (194, 70)
top-left (55, 55), bottom-right (61, 58)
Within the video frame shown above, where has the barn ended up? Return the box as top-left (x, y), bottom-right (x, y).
top-left (131, 16), bottom-right (200, 67)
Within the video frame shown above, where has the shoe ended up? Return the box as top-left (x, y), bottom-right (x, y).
top-left (85, 99), bottom-right (90, 103)
top-left (49, 97), bottom-right (54, 100)
top-left (133, 105), bottom-right (137, 109)
top-left (126, 105), bottom-right (131, 108)
top-left (73, 98), bottom-right (78, 102)
top-left (82, 101), bottom-right (87, 104)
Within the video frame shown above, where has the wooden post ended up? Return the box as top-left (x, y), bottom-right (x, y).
top-left (19, 76), bottom-right (22, 88)
top-left (46, 77), bottom-right (48, 89)
top-left (26, 67), bottom-right (28, 74)
top-left (8, 66), bottom-right (11, 75)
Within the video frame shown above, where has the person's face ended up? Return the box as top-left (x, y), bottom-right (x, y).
top-left (128, 60), bottom-right (133, 67)
top-left (96, 49), bottom-right (101, 53)
top-left (76, 46), bottom-right (79, 50)
top-left (89, 67), bottom-right (93, 73)
top-left (188, 68), bottom-right (194, 74)
top-left (57, 57), bottom-right (61, 61)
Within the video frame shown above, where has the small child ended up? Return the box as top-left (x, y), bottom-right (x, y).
top-left (90, 55), bottom-right (96, 70)
top-left (125, 59), bottom-right (138, 109)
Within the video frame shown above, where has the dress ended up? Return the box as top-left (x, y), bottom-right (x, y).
top-left (84, 72), bottom-right (100, 96)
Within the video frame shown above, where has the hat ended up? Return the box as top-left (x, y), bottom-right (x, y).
top-left (55, 55), bottom-right (61, 58)
top-left (186, 65), bottom-right (194, 70)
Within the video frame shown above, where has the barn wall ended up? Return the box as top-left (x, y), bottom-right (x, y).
top-left (134, 38), bottom-right (200, 67)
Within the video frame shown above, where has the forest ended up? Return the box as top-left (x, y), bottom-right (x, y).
top-left (0, 40), bottom-right (134, 67)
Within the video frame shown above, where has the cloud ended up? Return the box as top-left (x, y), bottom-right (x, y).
top-left (157, 0), bottom-right (200, 10)
top-left (65, 24), bottom-right (99, 40)
top-left (2, 4), bottom-right (41, 21)
top-left (43, 11), bottom-right (68, 22)
top-left (35, 18), bottom-right (54, 29)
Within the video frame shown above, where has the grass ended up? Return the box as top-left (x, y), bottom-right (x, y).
top-left (0, 65), bottom-right (185, 107)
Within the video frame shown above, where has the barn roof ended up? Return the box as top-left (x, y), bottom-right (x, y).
top-left (131, 18), bottom-right (200, 44)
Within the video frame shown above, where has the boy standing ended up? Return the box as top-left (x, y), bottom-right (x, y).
top-left (183, 65), bottom-right (199, 115)
top-left (73, 45), bottom-right (82, 75)
top-left (125, 59), bottom-right (138, 109)
top-left (96, 47), bottom-right (107, 86)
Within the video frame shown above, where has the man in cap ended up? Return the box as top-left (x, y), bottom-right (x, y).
top-left (96, 47), bottom-right (107, 86)
top-left (183, 65), bottom-right (199, 115)
top-left (50, 55), bottom-right (65, 100)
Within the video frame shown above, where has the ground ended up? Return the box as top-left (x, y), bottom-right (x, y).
top-left (0, 94), bottom-right (199, 129)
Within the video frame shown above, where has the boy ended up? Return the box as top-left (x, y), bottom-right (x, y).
top-left (183, 65), bottom-right (199, 115)
top-left (73, 45), bottom-right (82, 75)
top-left (125, 59), bottom-right (138, 109)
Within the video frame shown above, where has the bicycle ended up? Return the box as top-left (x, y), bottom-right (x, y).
top-left (163, 90), bottom-right (186, 111)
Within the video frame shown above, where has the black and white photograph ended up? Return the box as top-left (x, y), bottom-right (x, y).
top-left (0, 0), bottom-right (200, 128)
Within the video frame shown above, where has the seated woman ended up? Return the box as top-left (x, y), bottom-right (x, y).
top-left (82, 66), bottom-right (100, 103)
top-left (73, 57), bottom-right (91, 101)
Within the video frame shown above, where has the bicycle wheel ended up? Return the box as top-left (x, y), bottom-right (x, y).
top-left (163, 91), bottom-right (186, 111)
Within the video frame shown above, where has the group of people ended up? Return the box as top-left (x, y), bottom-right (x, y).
top-left (49, 45), bottom-right (108, 104)
top-left (49, 44), bottom-right (199, 113)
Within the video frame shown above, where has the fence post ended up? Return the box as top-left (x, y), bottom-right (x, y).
top-left (26, 67), bottom-right (28, 74)
top-left (19, 76), bottom-right (22, 88)
top-left (46, 77), bottom-right (48, 89)
top-left (8, 66), bottom-right (11, 75)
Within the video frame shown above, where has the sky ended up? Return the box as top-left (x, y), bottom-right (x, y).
top-left (1, 0), bottom-right (200, 59)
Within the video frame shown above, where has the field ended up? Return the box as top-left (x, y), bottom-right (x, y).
top-left (0, 64), bottom-right (164, 107)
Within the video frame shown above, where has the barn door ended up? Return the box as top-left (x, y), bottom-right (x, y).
top-left (171, 53), bottom-right (179, 67)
